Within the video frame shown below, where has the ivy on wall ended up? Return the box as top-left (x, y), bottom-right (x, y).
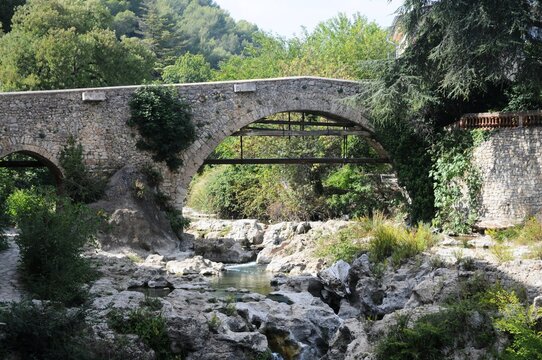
top-left (430, 129), bottom-right (490, 233)
top-left (128, 86), bottom-right (196, 171)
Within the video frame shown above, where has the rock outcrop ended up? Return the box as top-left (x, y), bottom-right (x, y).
top-left (90, 166), bottom-right (179, 255)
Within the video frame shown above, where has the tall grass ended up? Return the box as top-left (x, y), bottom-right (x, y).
top-left (487, 217), bottom-right (542, 260)
top-left (370, 222), bottom-right (436, 267)
top-left (316, 213), bottom-right (437, 265)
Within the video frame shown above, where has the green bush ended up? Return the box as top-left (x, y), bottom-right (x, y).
top-left (516, 217), bottom-right (542, 245)
top-left (375, 303), bottom-right (495, 360)
top-left (9, 190), bottom-right (99, 305)
top-left (154, 190), bottom-right (190, 233)
top-left (108, 308), bottom-right (174, 360)
top-left (128, 86), bottom-right (196, 171)
top-left (488, 217), bottom-right (542, 247)
top-left (487, 226), bottom-right (521, 243)
top-left (376, 276), bottom-right (542, 359)
top-left (59, 137), bottom-right (105, 203)
top-left (0, 301), bottom-right (91, 360)
top-left (487, 288), bottom-right (542, 359)
top-left (140, 163), bottom-right (164, 188)
top-left (324, 165), bottom-right (404, 218)
top-left (430, 129), bottom-right (489, 234)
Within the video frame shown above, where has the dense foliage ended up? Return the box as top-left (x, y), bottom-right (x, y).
top-left (8, 189), bottom-right (99, 305)
top-left (358, 0), bottom-right (542, 222)
top-left (376, 281), bottom-right (542, 360)
top-left (0, 0), bottom-right (156, 91)
top-left (108, 306), bottom-right (174, 360)
top-left (162, 52), bottom-right (212, 83)
top-left (59, 137), bottom-right (106, 204)
top-left (0, 0), bottom-right (259, 91)
top-left (0, 301), bottom-right (92, 360)
top-left (0, 152), bottom-right (56, 250)
top-left (430, 129), bottom-right (489, 233)
top-left (187, 15), bottom-right (402, 221)
top-left (128, 85), bottom-right (195, 171)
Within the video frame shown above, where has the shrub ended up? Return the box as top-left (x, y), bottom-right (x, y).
top-left (491, 243), bottom-right (514, 263)
top-left (108, 308), bottom-right (174, 360)
top-left (485, 288), bottom-right (542, 359)
top-left (527, 244), bottom-right (542, 260)
top-left (487, 226), bottom-right (521, 242)
top-left (140, 163), bottom-right (163, 188)
top-left (59, 137), bottom-right (105, 203)
top-left (128, 86), bottom-right (195, 171)
top-left (9, 190), bottom-right (99, 305)
top-left (5, 187), bottom-right (52, 222)
top-left (154, 190), bottom-right (190, 233)
top-left (369, 223), bottom-right (400, 262)
top-left (431, 129), bottom-right (489, 234)
top-left (0, 301), bottom-right (91, 360)
top-left (488, 217), bottom-right (542, 246)
top-left (375, 303), bottom-right (495, 360)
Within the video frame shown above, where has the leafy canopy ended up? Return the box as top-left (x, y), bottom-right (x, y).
top-left (0, 0), bottom-right (155, 91)
top-left (162, 52), bottom-right (212, 83)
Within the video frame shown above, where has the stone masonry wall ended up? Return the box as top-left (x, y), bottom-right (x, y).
top-left (0, 77), bottom-right (377, 208)
top-left (473, 127), bottom-right (542, 227)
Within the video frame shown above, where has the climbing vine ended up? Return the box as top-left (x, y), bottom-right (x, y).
top-left (128, 86), bottom-right (195, 171)
top-left (430, 129), bottom-right (490, 233)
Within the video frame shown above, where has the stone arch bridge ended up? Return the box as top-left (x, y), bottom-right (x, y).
top-left (0, 77), bottom-right (387, 209)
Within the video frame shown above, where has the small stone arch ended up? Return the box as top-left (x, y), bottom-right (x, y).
top-left (0, 144), bottom-right (64, 190)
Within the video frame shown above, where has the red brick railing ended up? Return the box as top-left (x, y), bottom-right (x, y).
top-left (453, 110), bottom-right (542, 129)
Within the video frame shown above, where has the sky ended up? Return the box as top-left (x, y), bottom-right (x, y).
top-left (214, 0), bottom-right (404, 38)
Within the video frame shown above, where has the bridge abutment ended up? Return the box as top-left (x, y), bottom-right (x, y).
top-left (474, 127), bottom-right (542, 227)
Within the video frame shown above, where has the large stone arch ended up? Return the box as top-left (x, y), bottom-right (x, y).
top-left (173, 91), bottom-right (390, 207)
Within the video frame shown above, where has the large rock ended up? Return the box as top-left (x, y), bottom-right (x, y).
top-left (187, 219), bottom-right (265, 246)
top-left (319, 260), bottom-right (352, 298)
top-left (166, 256), bottom-right (225, 276)
top-left (90, 165), bottom-right (179, 255)
top-left (236, 291), bottom-right (343, 359)
top-left (162, 289), bottom-right (271, 360)
top-left (193, 237), bottom-right (257, 263)
top-left (324, 319), bottom-right (370, 360)
top-left (257, 221), bottom-right (349, 275)
top-left (229, 220), bottom-right (265, 245)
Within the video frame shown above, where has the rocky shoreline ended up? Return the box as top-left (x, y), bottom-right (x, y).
top-left (80, 219), bottom-right (542, 358)
top-left (2, 211), bottom-right (542, 359)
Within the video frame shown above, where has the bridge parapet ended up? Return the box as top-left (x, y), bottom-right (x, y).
top-left (453, 110), bottom-right (542, 129)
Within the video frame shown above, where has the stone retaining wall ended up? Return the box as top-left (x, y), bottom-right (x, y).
top-left (474, 127), bottom-right (542, 226)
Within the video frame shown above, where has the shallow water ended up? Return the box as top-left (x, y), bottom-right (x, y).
top-left (209, 262), bottom-right (273, 295)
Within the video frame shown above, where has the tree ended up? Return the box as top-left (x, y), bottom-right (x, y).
top-left (216, 14), bottom-right (393, 81)
top-left (162, 52), bottom-right (212, 83)
top-left (0, 0), bottom-right (155, 91)
top-left (358, 0), bottom-right (542, 222)
top-left (366, 0), bottom-right (542, 129)
top-left (0, 0), bottom-right (25, 33)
